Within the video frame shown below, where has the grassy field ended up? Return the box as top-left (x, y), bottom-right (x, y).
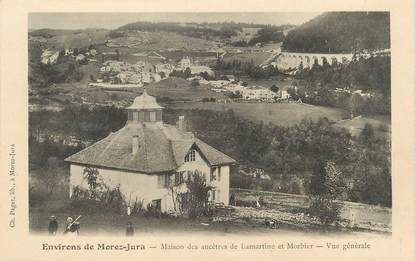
top-left (29, 178), bottom-right (389, 236)
top-left (30, 209), bottom-right (316, 236)
top-left (169, 101), bottom-right (345, 126)
top-left (29, 178), bottom-right (377, 236)
top-left (32, 29), bottom-right (110, 49)
top-left (96, 31), bottom-right (216, 53)
top-left (231, 188), bottom-right (392, 228)
top-left (334, 115), bottom-right (391, 139)
top-left (168, 99), bottom-right (391, 136)
top-left (29, 77), bottom-right (228, 112)
top-left (146, 77), bottom-right (226, 100)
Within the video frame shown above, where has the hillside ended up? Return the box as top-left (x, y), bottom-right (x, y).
top-left (282, 12), bottom-right (390, 53)
top-left (113, 21), bottom-right (294, 45)
top-left (29, 28), bottom-right (109, 49)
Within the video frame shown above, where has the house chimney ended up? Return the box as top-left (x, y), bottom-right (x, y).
top-left (176, 116), bottom-right (186, 131)
top-left (132, 135), bottom-right (139, 154)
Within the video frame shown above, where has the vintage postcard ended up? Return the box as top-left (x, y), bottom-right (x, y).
top-left (0, 0), bottom-right (414, 260)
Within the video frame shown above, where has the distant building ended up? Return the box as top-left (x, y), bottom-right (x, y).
top-left (155, 63), bottom-right (174, 76)
top-left (224, 83), bottom-right (245, 94)
top-left (278, 90), bottom-right (291, 100)
top-left (116, 72), bottom-right (129, 84)
top-left (141, 72), bottom-right (152, 83)
top-left (179, 56), bottom-right (192, 69)
top-left (190, 66), bottom-right (214, 76)
top-left (209, 80), bottom-right (230, 88)
top-left (128, 74), bottom-right (142, 84)
top-left (178, 56), bottom-right (214, 76)
top-left (75, 54), bottom-right (86, 62)
top-left (64, 48), bottom-right (74, 56)
top-left (65, 91), bottom-right (235, 212)
top-left (242, 86), bottom-right (277, 101)
top-left (89, 49), bottom-right (97, 56)
top-left (41, 49), bottom-right (60, 64)
top-left (152, 73), bottom-right (162, 83)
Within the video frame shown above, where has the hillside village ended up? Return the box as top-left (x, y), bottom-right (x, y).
top-left (29, 12), bottom-right (392, 235)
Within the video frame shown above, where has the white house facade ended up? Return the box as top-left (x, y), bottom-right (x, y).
top-left (65, 90), bottom-right (235, 213)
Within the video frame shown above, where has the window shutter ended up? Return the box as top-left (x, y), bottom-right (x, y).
top-left (165, 174), bottom-right (169, 188)
top-left (157, 175), bottom-right (163, 188)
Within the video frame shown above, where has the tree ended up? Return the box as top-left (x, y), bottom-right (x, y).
top-left (83, 167), bottom-right (99, 190)
top-left (270, 85), bottom-right (279, 93)
top-left (183, 67), bottom-right (192, 79)
top-left (359, 123), bottom-right (375, 144)
top-left (37, 157), bottom-right (64, 195)
top-left (180, 170), bottom-right (213, 219)
top-left (190, 79), bottom-right (199, 88)
top-left (349, 93), bottom-right (365, 118)
top-left (307, 161), bottom-right (345, 224)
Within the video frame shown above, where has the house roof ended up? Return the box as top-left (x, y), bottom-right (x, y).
top-left (65, 122), bottom-right (235, 173)
top-left (127, 90), bottom-right (163, 110)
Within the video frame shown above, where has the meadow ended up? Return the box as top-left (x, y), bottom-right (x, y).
top-left (170, 101), bottom-right (345, 127)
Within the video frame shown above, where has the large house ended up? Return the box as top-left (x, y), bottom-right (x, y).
top-left (41, 49), bottom-right (60, 64)
top-left (242, 86), bottom-right (277, 101)
top-left (65, 91), bottom-right (235, 212)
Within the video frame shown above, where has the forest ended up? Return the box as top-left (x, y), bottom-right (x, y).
top-left (292, 56), bottom-right (391, 115)
top-left (282, 12), bottom-right (390, 53)
top-left (29, 105), bottom-right (391, 207)
top-left (213, 59), bottom-right (280, 79)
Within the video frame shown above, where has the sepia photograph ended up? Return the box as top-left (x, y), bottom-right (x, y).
top-left (27, 12), bottom-right (392, 238)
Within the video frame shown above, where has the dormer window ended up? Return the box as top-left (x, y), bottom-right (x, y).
top-left (185, 150), bottom-right (196, 162)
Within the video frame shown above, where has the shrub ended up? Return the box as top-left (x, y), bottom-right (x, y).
top-left (307, 161), bottom-right (344, 225)
top-left (308, 197), bottom-right (342, 224)
top-left (29, 187), bottom-right (48, 207)
top-left (180, 170), bottom-right (213, 219)
top-left (131, 198), bottom-right (145, 215)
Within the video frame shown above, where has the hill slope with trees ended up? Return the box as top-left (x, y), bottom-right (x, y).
top-left (282, 12), bottom-right (390, 53)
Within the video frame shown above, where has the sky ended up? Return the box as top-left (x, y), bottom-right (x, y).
top-left (28, 12), bottom-right (321, 30)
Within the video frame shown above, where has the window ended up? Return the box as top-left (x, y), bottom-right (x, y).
top-left (139, 111), bottom-right (145, 122)
top-left (157, 174), bottom-right (170, 188)
top-left (144, 112), bottom-right (150, 122)
top-left (150, 111), bottom-right (156, 122)
top-left (133, 112), bottom-right (139, 121)
top-left (210, 167), bottom-right (217, 181)
top-left (175, 171), bottom-right (185, 186)
top-left (210, 167), bottom-right (221, 182)
top-left (185, 150), bottom-right (196, 162)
